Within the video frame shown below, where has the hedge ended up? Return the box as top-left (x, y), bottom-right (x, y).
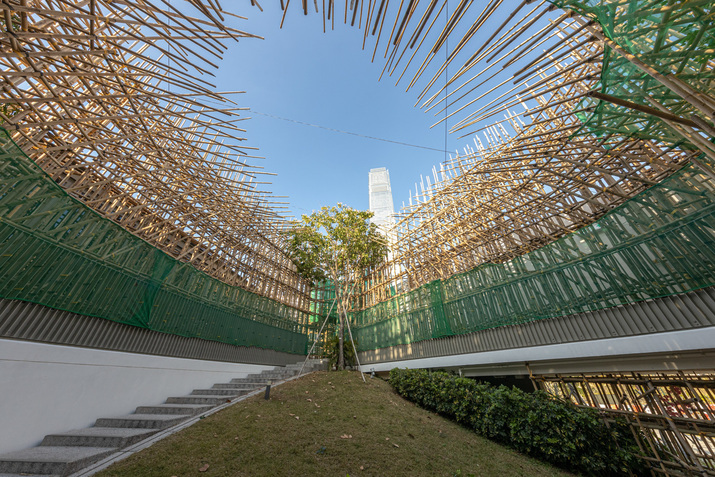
top-left (388, 368), bottom-right (646, 476)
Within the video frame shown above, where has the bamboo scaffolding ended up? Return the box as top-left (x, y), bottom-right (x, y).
top-left (0, 0), bottom-right (313, 322)
top-left (284, 0), bottom-right (712, 308)
top-left (3, 0), bottom-right (713, 331)
top-left (538, 371), bottom-right (715, 476)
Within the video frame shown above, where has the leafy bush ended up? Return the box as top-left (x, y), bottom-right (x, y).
top-left (324, 335), bottom-right (358, 369)
top-left (389, 368), bottom-right (645, 476)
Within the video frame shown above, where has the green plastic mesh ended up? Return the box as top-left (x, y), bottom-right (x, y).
top-left (350, 0), bottom-right (715, 353)
top-left (0, 128), bottom-right (308, 355)
top-left (3, 1), bottom-right (714, 358)
top-left (551, 0), bottom-right (715, 167)
top-left (352, 164), bottom-right (715, 351)
top-left (306, 280), bottom-right (339, 355)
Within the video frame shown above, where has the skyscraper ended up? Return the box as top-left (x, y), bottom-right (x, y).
top-left (368, 167), bottom-right (396, 234)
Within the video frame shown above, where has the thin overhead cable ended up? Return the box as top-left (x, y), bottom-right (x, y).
top-left (250, 110), bottom-right (453, 153)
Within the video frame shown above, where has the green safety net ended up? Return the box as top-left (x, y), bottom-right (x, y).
top-left (0, 128), bottom-right (308, 355)
top-left (550, 0), bottom-right (715, 167)
top-left (306, 280), bottom-right (339, 355)
top-left (3, 0), bottom-right (714, 358)
top-left (352, 164), bottom-right (715, 351)
top-left (347, 0), bottom-right (715, 352)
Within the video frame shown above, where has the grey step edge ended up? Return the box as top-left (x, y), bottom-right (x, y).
top-left (190, 389), bottom-right (247, 396)
top-left (41, 429), bottom-right (159, 449)
top-left (0, 446), bottom-right (115, 476)
top-left (212, 383), bottom-right (261, 390)
top-left (94, 414), bottom-right (189, 430)
top-left (0, 365), bottom-right (315, 476)
top-left (166, 395), bottom-right (235, 405)
top-left (134, 404), bottom-right (213, 416)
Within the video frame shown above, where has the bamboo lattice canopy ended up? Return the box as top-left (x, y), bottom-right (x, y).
top-left (1, 0), bottom-right (713, 313)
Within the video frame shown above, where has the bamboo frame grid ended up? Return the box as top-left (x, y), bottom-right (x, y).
top-left (537, 371), bottom-right (715, 476)
top-left (308, 0), bottom-right (714, 309)
top-left (0, 0), bottom-right (314, 321)
top-left (1, 0), bottom-right (713, 322)
top-left (4, 2), bottom-right (708, 470)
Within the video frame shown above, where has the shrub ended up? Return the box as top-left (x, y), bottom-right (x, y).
top-left (323, 335), bottom-right (358, 369)
top-left (389, 368), bottom-right (644, 476)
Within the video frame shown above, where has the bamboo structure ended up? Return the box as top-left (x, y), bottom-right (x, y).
top-left (1, 2), bottom-right (714, 471)
top-left (278, 0), bottom-right (713, 308)
top-left (1, 1), bottom-right (713, 319)
top-left (2, 3), bottom-right (713, 474)
top-left (0, 0), bottom-right (313, 319)
top-left (538, 372), bottom-right (715, 476)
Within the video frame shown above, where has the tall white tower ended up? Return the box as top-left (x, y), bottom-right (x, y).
top-left (368, 167), bottom-right (396, 233)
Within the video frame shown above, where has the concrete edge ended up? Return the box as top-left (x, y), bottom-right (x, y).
top-left (69, 370), bottom-right (316, 477)
top-left (358, 326), bottom-right (715, 376)
top-left (0, 298), bottom-right (305, 367)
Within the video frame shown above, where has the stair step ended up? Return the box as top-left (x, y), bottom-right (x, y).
top-left (0, 473), bottom-right (59, 476)
top-left (0, 446), bottom-right (115, 476)
top-left (134, 404), bottom-right (213, 416)
top-left (212, 383), bottom-right (261, 390)
top-left (40, 428), bottom-right (158, 448)
top-left (249, 373), bottom-right (291, 379)
top-left (95, 414), bottom-right (188, 429)
top-left (190, 388), bottom-right (246, 396)
top-left (229, 378), bottom-right (271, 384)
top-left (0, 364), bottom-right (317, 476)
top-left (166, 395), bottom-right (234, 405)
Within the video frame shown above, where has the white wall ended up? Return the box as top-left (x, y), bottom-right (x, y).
top-left (360, 327), bottom-right (715, 376)
top-left (0, 338), bottom-right (275, 454)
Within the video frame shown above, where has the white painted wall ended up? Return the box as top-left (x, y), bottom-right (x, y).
top-left (0, 338), bottom-right (276, 454)
top-left (360, 326), bottom-right (715, 376)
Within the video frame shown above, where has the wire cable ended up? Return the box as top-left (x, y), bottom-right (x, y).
top-left (250, 110), bottom-right (453, 154)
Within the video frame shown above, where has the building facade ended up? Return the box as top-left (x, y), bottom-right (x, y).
top-left (368, 167), bottom-right (396, 234)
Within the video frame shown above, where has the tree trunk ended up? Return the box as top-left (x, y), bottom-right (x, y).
top-left (338, 310), bottom-right (345, 371)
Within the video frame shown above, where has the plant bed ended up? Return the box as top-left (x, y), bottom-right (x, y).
top-left (389, 368), bottom-right (646, 476)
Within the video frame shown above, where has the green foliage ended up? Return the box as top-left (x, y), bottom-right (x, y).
top-left (0, 103), bottom-right (20, 123)
top-left (324, 335), bottom-right (358, 369)
top-left (389, 368), bottom-right (647, 476)
top-left (284, 203), bottom-right (388, 288)
top-left (0, 13), bottom-right (21, 32)
top-left (284, 203), bottom-right (388, 368)
top-left (98, 371), bottom-right (572, 477)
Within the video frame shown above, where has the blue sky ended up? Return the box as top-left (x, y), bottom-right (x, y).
top-left (213, 2), bottom-right (463, 217)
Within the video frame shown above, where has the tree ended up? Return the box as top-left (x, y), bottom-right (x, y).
top-left (284, 203), bottom-right (388, 370)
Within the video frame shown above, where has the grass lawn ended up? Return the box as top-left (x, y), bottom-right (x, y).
top-left (97, 371), bottom-right (573, 477)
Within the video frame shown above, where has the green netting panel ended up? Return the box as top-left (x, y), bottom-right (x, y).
top-left (550, 0), bottom-right (715, 164)
top-left (306, 280), bottom-right (339, 355)
top-left (353, 164), bottom-right (715, 351)
top-left (352, 279), bottom-right (453, 351)
top-left (0, 128), bottom-right (308, 355)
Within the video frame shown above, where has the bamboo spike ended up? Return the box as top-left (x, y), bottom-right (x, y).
top-left (3, 0), bottom-right (711, 322)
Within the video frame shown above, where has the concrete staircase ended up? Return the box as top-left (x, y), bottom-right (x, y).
top-left (0, 361), bottom-right (321, 476)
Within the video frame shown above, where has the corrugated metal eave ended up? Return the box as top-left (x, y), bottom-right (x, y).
top-left (359, 287), bottom-right (715, 365)
top-left (0, 298), bottom-right (304, 366)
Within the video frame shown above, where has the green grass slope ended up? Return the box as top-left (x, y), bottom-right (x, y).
top-left (98, 371), bottom-right (572, 477)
